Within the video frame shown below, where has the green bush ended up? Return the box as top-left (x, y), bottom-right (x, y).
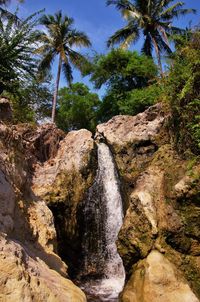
top-left (118, 84), bottom-right (162, 115)
top-left (57, 83), bottom-right (100, 132)
top-left (165, 31), bottom-right (200, 154)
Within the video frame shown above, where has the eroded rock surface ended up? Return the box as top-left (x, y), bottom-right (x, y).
top-left (97, 103), bottom-right (200, 301)
top-left (32, 129), bottom-right (96, 275)
top-left (0, 235), bottom-right (86, 302)
top-left (0, 102), bottom-right (199, 302)
top-left (121, 250), bottom-right (199, 302)
top-left (0, 122), bottom-right (87, 301)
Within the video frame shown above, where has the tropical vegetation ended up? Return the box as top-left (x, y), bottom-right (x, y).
top-left (86, 49), bottom-right (159, 120)
top-left (0, 0), bottom-right (199, 154)
top-left (37, 11), bottom-right (91, 122)
top-left (57, 83), bottom-right (100, 132)
top-left (107, 0), bottom-right (196, 74)
top-left (0, 11), bottom-right (39, 94)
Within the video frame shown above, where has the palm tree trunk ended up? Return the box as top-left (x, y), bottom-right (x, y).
top-left (52, 54), bottom-right (62, 123)
top-left (152, 38), bottom-right (164, 78)
top-left (157, 50), bottom-right (163, 77)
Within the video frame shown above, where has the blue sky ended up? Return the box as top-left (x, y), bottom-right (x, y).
top-left (11, 0), bottom-right (200, 96)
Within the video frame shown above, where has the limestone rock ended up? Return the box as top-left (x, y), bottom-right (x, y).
top-left (32, 129), bottom-right (95, 200)
top-left (32, 128), bottom-right (96, 275)
top-left (120, 250), bottom-right (199, 302)
top-left (0, 123), bottom-right (87, 300)
top-left (0, 235), bottom-right (86, 302)
top-left (97, 103), bottom-right (166, 148)
top-left (117, 165), bottom-right (182, 275)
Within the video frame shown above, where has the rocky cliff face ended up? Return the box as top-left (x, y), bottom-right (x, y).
top-left (0, 122), bottom-right (87, 301)
top-left (97, 104), bottom-right (200, 302)
top-left (0, 102), bottom-right (199, 302)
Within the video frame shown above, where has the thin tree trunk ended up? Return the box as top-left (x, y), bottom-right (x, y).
top-left (52, 54), bottom-right (62, 123)
top-left (152, 38), bottom-right (164, 78)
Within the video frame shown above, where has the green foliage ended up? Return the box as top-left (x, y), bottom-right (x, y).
top-left (0, 0), bottom-right (24, 22)
top-left (87, 49), bottom-right (159, 121)
top-left (0, 11), bottom-right (41, 94)
top-left (107, 0), bottom-right (196, 73)
top-left (118, 84), bottom-right (162, 115)
top-left (89, 49), bottom-right (158, 90)
top-left (5, 78), bottom-right (52, 123)
top-left (165, 31), bottom-right (200, 154)
top-left (37, 11), bottom-right (91, 84)
top-left (57, 83), bottom-right (100, 132)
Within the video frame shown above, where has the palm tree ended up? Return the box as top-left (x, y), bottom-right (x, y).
top-left (37, 11), bottom-right (91, 123)
top-left (0, 0), bottom-right (24, 21)
top-left (0, 11), bottom-right (39, 94)
top-left (107, 0), bottom-right (196, 75)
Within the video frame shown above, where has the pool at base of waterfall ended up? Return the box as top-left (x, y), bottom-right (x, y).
top-left (80, 277), bottom-right (124, 302)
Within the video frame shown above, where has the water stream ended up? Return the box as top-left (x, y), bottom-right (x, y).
top-left (80, 142), bottom-right (125, 301)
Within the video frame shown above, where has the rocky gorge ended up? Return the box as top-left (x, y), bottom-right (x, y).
top-left (0, 100), bottom-right (199, 302)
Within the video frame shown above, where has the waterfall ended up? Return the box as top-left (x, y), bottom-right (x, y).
top-left (80, 142), bottom-right (125, 301)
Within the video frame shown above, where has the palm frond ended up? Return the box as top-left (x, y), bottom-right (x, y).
top-left (107, 0), bottom-right (141, 20)
top-left (153, 30), bottom-right (172, 54)
top-left (67, 29), bottom-right (91, 47)
top-left (67, 49), bottom-right (89, 73)
top-left (165, 25), bottom-right (187, 35)
top-left (38, 50), bottom-right (56, 76)
top-left (62, 62), bottom-right (73, 86)
top-left (107, 21), bottom-right (139, 48)
top-left (161, 3), bottom-right (196, 20)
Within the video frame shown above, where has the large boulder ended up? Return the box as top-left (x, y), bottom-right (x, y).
top-left (121, 250), bottom-right (199, 302)
top-left (0, 234), bottom-right (86, 302)
top-left (32, 128), bottom-right (96, 275)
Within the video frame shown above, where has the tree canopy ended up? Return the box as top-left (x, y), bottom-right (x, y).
top-left (87, 49), bottom-right (158, 121)
top-left (107, 0), bottom-right (196, 74)
top-left (57, 83), bottom-right (100, 132)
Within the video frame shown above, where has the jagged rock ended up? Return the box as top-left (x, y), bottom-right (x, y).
top-left (120, 250), bottom-right (199, 302)
top-left (98, 104), bottom-right (200, 300)
top-left (0, 97), bottom-right (13, 122)
top-left (97, 103), bottom-right (166, 148)
top-left (0, 103), bottom-right (200, 302)
top-left (0, 235), bottom-right (86, 302)
top-left (0, 123), bottom-right (87, 301)
top-left (32, 128), bottom-right (96, 275)
top-left (32, 129), bottom-right (95, 199)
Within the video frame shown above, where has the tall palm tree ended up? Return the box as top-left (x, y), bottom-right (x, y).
top-left (37, 11), bottom-right (91, 123)
top-left (107, 0), bottom-right (196, 75)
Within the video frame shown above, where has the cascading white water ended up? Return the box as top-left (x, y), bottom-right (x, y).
top-left (81, 142), bottom-right (125, 301)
